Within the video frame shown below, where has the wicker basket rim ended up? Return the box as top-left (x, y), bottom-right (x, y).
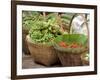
top-left (54, 44), bottom-right (88, 54)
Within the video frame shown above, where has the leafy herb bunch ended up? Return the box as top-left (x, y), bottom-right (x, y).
top-left (29, 14), bottom-right (63, 45)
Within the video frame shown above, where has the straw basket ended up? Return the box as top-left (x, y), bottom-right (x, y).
top-left (54, 14), bottom-right (89, 67)
top-left (57, 52), bottom-right (82, 66)
top-left (54, 45), bottom-right (88, 66)
top-left (26, 35), bottom-right (59, 66)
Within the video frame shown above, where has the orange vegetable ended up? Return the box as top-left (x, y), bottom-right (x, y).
top-left (58, 42), bottom-right (82, 48)
top-left (70, 43), bottom-right (79, 48)
top-left (59, 41), bottom-right (68, 48)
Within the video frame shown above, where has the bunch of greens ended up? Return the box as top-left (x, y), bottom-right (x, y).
top-left (54, 34), bottom-right (88, 46)
top-left (29, 15), bottom-right (63, 45)
top-left (54, 34), bottom-right (88, 53)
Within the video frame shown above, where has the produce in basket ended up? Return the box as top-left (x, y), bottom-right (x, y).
top-left (54, 34), bottom-right (88, 53)
top-left (26, 35), bottom-right (59, 66)
top-left (27, 12), bottom-right (68, 66)
top-left (54, 34), bottom-right (89, 66)
top-left (29, 14), bottom-right (65, 45)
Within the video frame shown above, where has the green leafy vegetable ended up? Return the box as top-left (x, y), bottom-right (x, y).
top-left (29, 19), bottom-right (62, 45)
top-left (54, 34), bottom-right (88, 46)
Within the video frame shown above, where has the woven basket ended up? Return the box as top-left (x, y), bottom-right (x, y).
top-left (26, 35), bottom-right (59, 66)
top-left (54, 45), bottom-right (88, 66)
top-left (22, 28), bottom-right (30, 54)
top-left (57, 52), bottom-right (82, 66)
top-left (54, 14), bottom-right (89, 67)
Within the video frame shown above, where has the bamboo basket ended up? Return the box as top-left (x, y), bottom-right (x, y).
top-left (57, 52), bottom-right (82, 66)
top-left (54, 45), bottom-right (88, 66)
top-left (54, 14), bottom-right (89, 66)
top-left (26, 35), bottom-right (59, 66)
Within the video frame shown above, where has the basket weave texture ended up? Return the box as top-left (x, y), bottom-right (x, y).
top-left (26, 35), bottom-right (59, 66)
top-left (57, 51), bottom-right (84, 66)
top-left (55, 45), bottom-right (88, 66)
top-left (54, 37), bottom-right (88, 66)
